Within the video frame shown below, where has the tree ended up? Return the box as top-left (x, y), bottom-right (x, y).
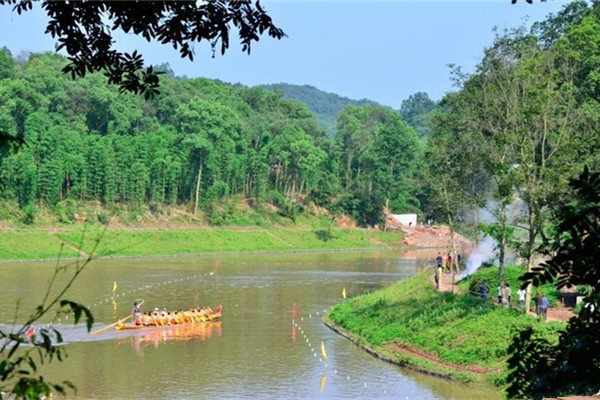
top-left (425, 108), bottom-right (488, 273)
top-left (334, 105), bottom-right (420, 226)
top-left (506, 167), bottom-right (600, 399)
top-left (399, 92), bottom-right (438, 138)
top-left (435, 0), bottom-right (600, 302)
top-left (0, 0), bottom-right (285, 98)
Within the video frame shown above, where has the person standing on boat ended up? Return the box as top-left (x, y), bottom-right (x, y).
top-left (132, 302), bottom-right (142, 325)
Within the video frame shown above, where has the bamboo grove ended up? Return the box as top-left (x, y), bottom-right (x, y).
top-left (0, 0), bottom-right (599, 234)
top-left (0, 51), bottom-right (421, 226)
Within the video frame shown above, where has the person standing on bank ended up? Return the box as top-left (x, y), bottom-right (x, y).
top-left (503, 283), bottom-right (512, 308)
top-left (517, 287), bottom-right (526, 310)
top-left (540, 294), bottom-right (549, 321)
top-left (480, 281), bottom-right (489, 300)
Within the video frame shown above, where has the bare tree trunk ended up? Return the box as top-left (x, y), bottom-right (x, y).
top-left (473, 208), bottom-right (480, 245)
top-left (193, 158), bottom-right (203, 217)
top-left (383, 198), bottom-right (390, 232)
top-left (448, 212), bottom-right (459, 275)
top-left (498, 201), bottom-right (507, 287)
top-left (524, 206), bottom-right (537, 312)
top-left (246, 172), bottom-right (252, 198)
top-left (442, 185), bottom-right (460, 275)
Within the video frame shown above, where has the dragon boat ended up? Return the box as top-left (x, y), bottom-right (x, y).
top-left (115, 309), bottom-right (222, 331)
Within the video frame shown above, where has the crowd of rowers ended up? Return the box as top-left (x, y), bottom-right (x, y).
top-left (131, 302), bottom-right (222, 326)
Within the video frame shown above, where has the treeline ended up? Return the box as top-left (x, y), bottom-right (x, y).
top-left (0, 50), bottom-right (421, 225)
top-left (1, 0), bottom-right (599, 236)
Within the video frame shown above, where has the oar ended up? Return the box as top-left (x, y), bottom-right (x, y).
top-left (90, 314), bottom-right (132, 336)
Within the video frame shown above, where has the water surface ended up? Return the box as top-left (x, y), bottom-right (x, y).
top-left (0, 251), bottom-right (502, 399)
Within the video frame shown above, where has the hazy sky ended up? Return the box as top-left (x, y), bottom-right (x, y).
top-left (0, 1), bottom-right (569, 109)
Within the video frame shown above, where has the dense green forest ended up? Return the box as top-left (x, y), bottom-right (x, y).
top-left (0, 0), bottom-right (598, 242)
top-left (0, 49), bottom-right (422, 227)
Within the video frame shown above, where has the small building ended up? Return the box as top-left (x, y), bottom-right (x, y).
top-left (391, 213), bottom-right (418, 227)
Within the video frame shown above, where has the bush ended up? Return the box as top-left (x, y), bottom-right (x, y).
top-left (21, 204), bottom-right (36, 225)
top-left (97, 210), bottom-right (110, 225)
top-left (205, 181), bottom-right (230, 203)
top-left (54, 200), bottom-right (77, 224)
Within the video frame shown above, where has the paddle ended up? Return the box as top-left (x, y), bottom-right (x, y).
top-left (89, 299), bottom-right (145, 336)
top-left (89, 314), bottom-right (132, 336)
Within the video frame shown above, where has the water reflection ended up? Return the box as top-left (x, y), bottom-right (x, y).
top-left (121, 321), bottom-right (222, 354)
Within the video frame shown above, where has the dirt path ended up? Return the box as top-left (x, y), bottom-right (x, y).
top-left (436, 272), bottom-right (460, 293)
top-left (384, 343), bottom-right (501, 375)
top-left (48, 230), bottom-right (89, 258)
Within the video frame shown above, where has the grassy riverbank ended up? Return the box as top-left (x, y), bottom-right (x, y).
top-left (0, 227), bottom-right (402, 261)
top-left (324, 266), bottom-right (564, 387)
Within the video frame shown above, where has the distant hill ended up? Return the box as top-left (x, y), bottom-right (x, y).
top-left (258, 83), bottom-right (382, 133)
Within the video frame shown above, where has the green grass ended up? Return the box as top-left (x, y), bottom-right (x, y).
top-left (325, 268), bottom-right (563, 382)
top-left (0, 231), bottom-right (80, 259)
top-left (0, 227), bottom-right (402, 260)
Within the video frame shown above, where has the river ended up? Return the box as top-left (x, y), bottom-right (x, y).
top-left (0, 250), bottom-right (503, 399)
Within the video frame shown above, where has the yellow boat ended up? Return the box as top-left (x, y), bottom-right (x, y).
top-left (115, 311), bottom-right (222, 331)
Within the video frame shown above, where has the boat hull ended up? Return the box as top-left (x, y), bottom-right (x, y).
top-left (115, 312), bottom-right (222, 331)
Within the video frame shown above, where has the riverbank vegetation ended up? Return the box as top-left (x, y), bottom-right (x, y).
top-left (0, 226), bottom-right (401, 261)
top-left (324, 265), bottom-right (563, 386)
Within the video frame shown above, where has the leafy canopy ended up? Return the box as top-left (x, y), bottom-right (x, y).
top-left (0, 0), bottom-right (285, 98)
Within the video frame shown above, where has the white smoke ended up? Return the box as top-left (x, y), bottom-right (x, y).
top-left (458, 235), bottom-right (496, 279)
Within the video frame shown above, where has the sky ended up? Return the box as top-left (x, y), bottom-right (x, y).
top-left (0, 1), bottom-right (570, 109)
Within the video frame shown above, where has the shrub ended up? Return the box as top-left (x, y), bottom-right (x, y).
top-left (21, 204), bottom-right (36, 225)
top-left (97, 210), bottom-right (109, 225)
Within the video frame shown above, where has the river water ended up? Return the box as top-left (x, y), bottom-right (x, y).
top-left (0, 250), bottom-right (502, 399)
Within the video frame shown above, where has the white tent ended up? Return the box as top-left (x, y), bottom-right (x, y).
top-left (391, 213), bottom-right (417, 227)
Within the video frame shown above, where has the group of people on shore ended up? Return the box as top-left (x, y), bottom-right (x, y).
top-left (131, 302), bottom-right (222, 326)
top-left (435, 251), bottom-right (460, 273)
top-left (434, 251), bottom-right (461, 289)
top-left (477, 282), bottom-right (549, 319)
